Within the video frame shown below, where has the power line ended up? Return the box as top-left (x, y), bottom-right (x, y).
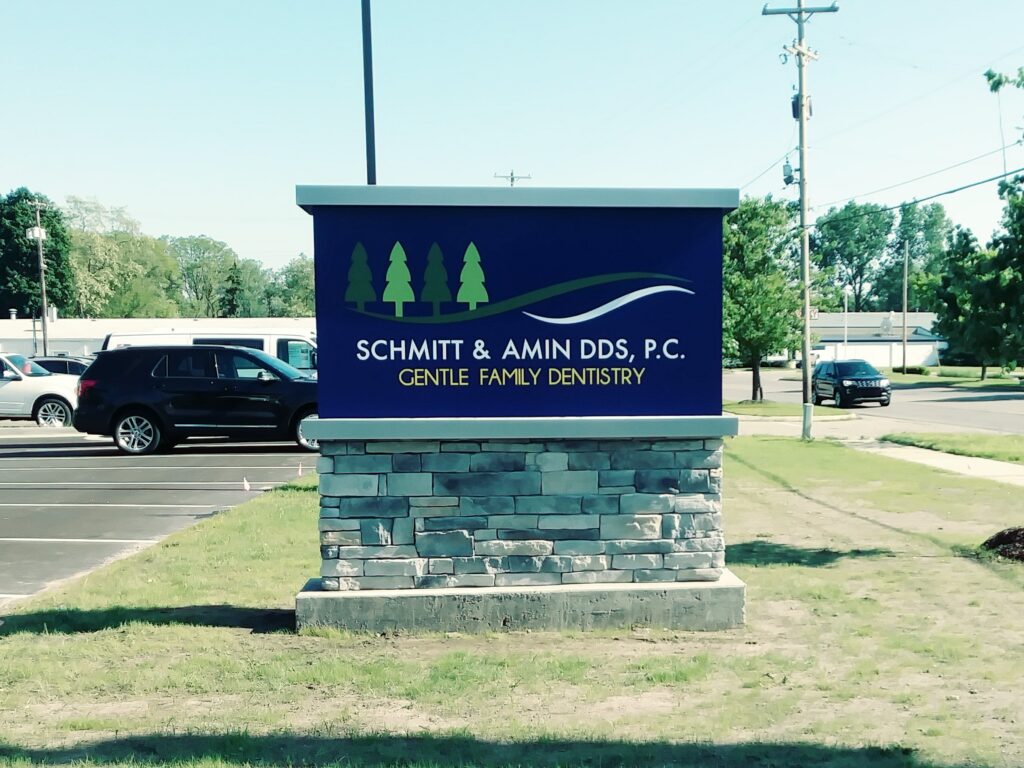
top-left (817, 139), bottom-right (1024, 209)
top-left (740, 145), bottom-right (798, 190)
top-left (809, 165), bottom-right (1024, 230)
top-left (835, 33), bottom-right (922, 71)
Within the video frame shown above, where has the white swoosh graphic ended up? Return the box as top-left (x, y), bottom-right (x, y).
top-left (523, 285), bottom-right (694, 325)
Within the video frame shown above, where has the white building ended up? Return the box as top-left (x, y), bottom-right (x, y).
top-left (0, 317), bottom-right (316, 358)
top-left (810, 311), bottom-right (945, 368)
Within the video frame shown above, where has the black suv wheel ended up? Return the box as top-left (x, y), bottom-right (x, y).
top-left (113, 410), bottom-right (162, 455)
top-left (294, 407), bottom-right (319, 451)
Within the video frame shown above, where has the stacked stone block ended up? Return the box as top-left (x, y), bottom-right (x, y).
top-left (316, 438), bottom-right (726, 591)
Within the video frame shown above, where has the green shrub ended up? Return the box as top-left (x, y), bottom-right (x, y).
top-left (895, 365), bottom-right (930, 376)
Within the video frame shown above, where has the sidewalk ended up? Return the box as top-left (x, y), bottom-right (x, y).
top-left (852, 440), bottom-right (1024, 488)
top-left (736, 415), bottom-right (1024, 487)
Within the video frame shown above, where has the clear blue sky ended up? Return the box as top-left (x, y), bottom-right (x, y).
top-left (2, 0), bottom-right (1023, 268)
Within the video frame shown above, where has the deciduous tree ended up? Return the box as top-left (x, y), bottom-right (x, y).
top-left (268, 254), bottom-right (314, 317)
top-left (872, 202), bottom-right (951, 312)
top-left (934, 228), bottom-right (1010, 379)
top-left (723, 196), bottom-right (801, 400)
top-left (813, 201), bottom-right (894, 311)
top-left (166, 235), bottom-right (236, 317)
top-left (106, 235), bottom-right (182, 317)
top-left (0, 188), bottom-right (75, 318)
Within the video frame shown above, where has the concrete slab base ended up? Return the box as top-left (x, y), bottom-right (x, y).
top-left (295, 570), bottom-right (745, 633)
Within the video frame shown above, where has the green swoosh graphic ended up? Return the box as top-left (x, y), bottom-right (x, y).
top-left (352, 271), bottom-right (690, 324)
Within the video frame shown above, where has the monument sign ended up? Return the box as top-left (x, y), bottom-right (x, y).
top-left (295, 186), bottom-right (745, 633)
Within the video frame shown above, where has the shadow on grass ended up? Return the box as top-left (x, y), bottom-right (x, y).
top-left (0, 605), bottom-right (294, 635)
top-left (727, 540), bottom-right (893, 567)
top-left (0, 733), bottom-right (952, 767)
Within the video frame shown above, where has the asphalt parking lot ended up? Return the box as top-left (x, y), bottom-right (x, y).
top-left (0, 425), bottom-right (310, 608)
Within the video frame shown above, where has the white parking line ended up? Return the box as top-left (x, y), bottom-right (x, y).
top-left (0, 466), bottom-right (303, 471)
top-left (0, 593), bottom-right (30, 599)
top-left (0, 482), bottom-right (276, 488)
top-left (0, 503), bottom-right (219, 508)
top-left (0, 537), bottom-right (158, 544)
top-left (0, 454), bottom-right (303, 461)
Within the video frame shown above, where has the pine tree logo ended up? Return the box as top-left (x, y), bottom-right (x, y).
top-left (457, 242), bottom-right (488, 311)
top-left (382, 241), bottom-right (415, 317)
top-left (345, 242), bottom-right (376, 311)
top-left (420, 242), bottom-right (451, 316)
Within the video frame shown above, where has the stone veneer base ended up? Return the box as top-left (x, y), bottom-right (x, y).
top-left (295, 570), bottom-right (745, 633)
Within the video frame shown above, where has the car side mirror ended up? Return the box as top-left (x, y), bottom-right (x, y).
top-left (256, 370), bottom-right (276, 383)
top-left (310, 350), bottom-right (318, 368)
top-left (2, 369), bottom-right (20, 380)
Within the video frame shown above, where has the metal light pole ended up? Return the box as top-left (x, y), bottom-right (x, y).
top-left (763, 0), bottom-right (838, 440)
top-left (361, 0), bottom-right (377, 185)
top-left (27, 201), bottom-right (50, 356)
top-left (843, 286), bottom-right (849, 358)
top-left (901, 238), bottom-right (909, 373)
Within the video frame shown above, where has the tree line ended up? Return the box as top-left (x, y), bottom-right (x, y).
top-left (724, 180), bottom-right (1024, 398)
top-left (0, 192), bottom-right (314, 320)
top-left (724, 66), bottom-right (1024, 399)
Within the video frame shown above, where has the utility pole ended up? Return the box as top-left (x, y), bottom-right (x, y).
top-left (763, 0), bottom-right (838, 440)
top-left (494, 170), bottom-right (532, 187)
top-left (27, 200), bottom-right (50, 356)
top-left (360, 0), bottom-right (377, 185)
top-left (902, 238), bottom-right (909, 373)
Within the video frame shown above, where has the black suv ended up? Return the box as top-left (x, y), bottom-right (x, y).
top-left (74, 345), bottom-right (318, 454)
top-left (812, 359), bottom-right (891, 408)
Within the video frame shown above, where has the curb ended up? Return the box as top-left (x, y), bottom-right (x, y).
top-left (727, 413), bottom-right (858, 423)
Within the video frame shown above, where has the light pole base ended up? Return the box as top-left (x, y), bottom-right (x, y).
top-left (802, 402), bottom-right (813, 440)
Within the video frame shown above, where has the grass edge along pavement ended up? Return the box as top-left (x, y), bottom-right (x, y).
top-left (779, 366), bottom-right (1022, 391)
top-left (1, 438), bottom-right (1023, 767)
top-left (723, 400), bottom-right (846, 418)
top-left (882, 431), bottom-right (1024, 466)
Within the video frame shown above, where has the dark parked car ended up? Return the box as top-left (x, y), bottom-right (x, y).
top-left (812, 359), bottom-right (891, 407)
top-left (31, 355), bottom-right (93, 376)
top-left (73, 345), bottom-right (318, 454)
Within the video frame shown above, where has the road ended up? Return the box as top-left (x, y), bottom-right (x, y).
top-left (0, 427), bottom-right (310, 608)
top-left (724, 369), bottom-right (1024, 435)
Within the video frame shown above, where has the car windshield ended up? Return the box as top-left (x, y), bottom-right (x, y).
top-left (244, 348), bottom-right (308, 380)
top-left (6, 354), bottom-right (51, 377)
top-left (836, 361), bottom-right (881, 377)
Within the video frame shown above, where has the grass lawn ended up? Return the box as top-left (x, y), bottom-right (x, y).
top-left (2, 439), bottom-right (1023, 767)
top-left (925, 366), bottom-right (1020, 379)
top-left (883, 370), bottom-right (1022, 391)
top-left (780, 368), bottom-right (1022, 391)
top-left (723, 400), bottom-right (844, 418)
top-left (883, 432), bottom-right (1024, 465)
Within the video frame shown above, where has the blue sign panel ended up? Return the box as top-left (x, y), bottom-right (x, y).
top-left (302, 188), bottom-right (735, 419)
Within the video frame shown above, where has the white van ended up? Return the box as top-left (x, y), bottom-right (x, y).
top-left (101, 329), bottom-right (318, 376)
